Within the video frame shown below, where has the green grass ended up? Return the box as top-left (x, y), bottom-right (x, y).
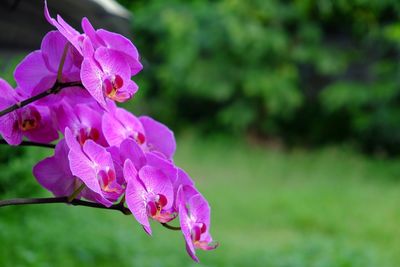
top-left (1, 136), bottom-right (400, 266)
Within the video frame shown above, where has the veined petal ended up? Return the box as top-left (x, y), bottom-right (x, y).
top-left (102, 108), bottom-right (144, 147)
top-left (81, 57), bottom-right (105, 107)
top-left (188, 194), bottom-right (211, 227)
top-left (44, 0), bottom-right (83, 54)
top-left (14, 51), bottom-right (52, 94)
top-left (120, 138), bottom-right (146, 171)
top-left (81, 17), bottom-right (104, 48)
top-left (124, 159), bottom-right (151, 234)
top-left (41, 31), bottom-right (73, 73)
top-left (68, 148), bottom-right (102, 195)
top-left (96, 29), bottom-right (143, 75)
top-left (53, 101), bottom-right (80, 133)
top-left (138, 165), bottom-right (174, 210)
top-left (178, 186), bottom-right (198, 262)
top-left (102, 112), bottom-right (128, 146)
top-left (140, 116), bottom-right (176, 159)
top-left (65, 127), bottom-right (82, 152)
top-left (82, 140), bottom-right (114, 171)
top-left (145, 152), bottom-right (177, 184)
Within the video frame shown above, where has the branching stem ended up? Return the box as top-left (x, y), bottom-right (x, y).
top-left (0, 81), bottom-right (83, 118)
top-left (0, 197), bottom-right (182, 230)
top-left (57, 43), bottom-right (70, 82)
top-left (161, 223), bottom-right (182, 231)
top-left (0, 197), bottom-right (131, 215)
top-left (0, 139), bottom-right (56, 148)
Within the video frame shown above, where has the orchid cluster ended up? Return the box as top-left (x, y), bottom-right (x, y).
top-left (0, 1), bottom-right (217, 262)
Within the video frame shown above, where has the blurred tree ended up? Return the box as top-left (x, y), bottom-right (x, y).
top-left (122, 0), bottom-right (400, 154)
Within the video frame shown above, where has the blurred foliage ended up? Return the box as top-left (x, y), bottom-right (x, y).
top-left (2, 137), bottom-right (400, 266)
top-left (118, 0), bottom-right (400, 154)
top-left (0, 146), bottom-right (47, 198)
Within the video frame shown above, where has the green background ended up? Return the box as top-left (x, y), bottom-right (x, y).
top-left (1, 0), bottom-right (400, 266)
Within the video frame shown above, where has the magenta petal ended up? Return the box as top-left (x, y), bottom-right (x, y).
top-left (0, 79), bottom-right (18, 107)
top-left (80, 188), bottom-right (113, 207)
top-left (177, 168), bottom-right (195, 187)
top-left (0, 112), bottom-right (21, 145)
top-left (185, 242), bottom-right (199, 263)
top-left (178, 186), bottom-right (198, 262)
top-left (82, 17), bottom-right (103, 47)
top-left (33, 140), bottom-right (76, 196)
top-left (102, 108), bottom-right (144, 146)
top-left (82, 140), bottom-right (114, 171)
top-left (65, 127), bottom-right (82, 152)
top-left (188, 194), bottom-right (211, 227)
top-left (82, 36), bottom-right (95, 58)
top-left (102, 112), bottom-right (127, 146)
top-left (107, 145), bottom-right (125, 185)
top-left (23, 105), bottom-right (58, 144)
top-left (0, 80), bottom-right (20, 145)
top-left (138, 165), bottom-right (174, 210)
top-left (124, 159), bottom-right (151, 234)
top-left (76, 103), bottom-right (103, 128)
top-left (44, 1), bottom-right (83, 54)
top-left (145, 152), bottom-right (177, 184)
top-left (115, 108), bottom-right (144, 134)
top-left (113, 79), bottom-right (138, 103)
top-left (41, 31), bottom-right (72, 73)
top-left (68, 148), bottom-right (102, 195)
top-left (44, 0), bottom-right (56, 26)
top-left (96, 29), bottom-right (143, 75)
top-left (94, 47), bottom-right (130, 79)
top-left (96, 29), bottom-right (139, 60)
top-left (120, 138), bottom-right (146, 171)
top-left (14, 51), bottom-right (52, 94)
top-left (53, 101), bottom-right (79, 133)
top-left (81, 57), bottom-right (105, 107)
top-left (140, 116), bottom-right (176, 159)
top-left (56, 15), bottom-right (81, 41)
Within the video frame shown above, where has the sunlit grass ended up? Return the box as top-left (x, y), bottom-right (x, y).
top-left (1, 136), bottom-right (400, 266)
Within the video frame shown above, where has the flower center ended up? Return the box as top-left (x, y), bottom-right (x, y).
top-left (19, 107), bottom-right (41, 131)
top-left (146, 194), bottom-right (173, 223)
top-left (191, 223), bottom-right (207, 243)
top-left (98, 168), bottom-right (120, 193)
top-left (131, 131), bottom-right (146, 145)
top-left (77, 127), bottom-right (100, 145)
top-left (103, 75), bottom-right (123, 100)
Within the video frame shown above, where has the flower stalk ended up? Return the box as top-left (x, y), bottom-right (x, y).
top-left (0, 139), bottom-right (56, 148)
top-left (0, 81), bottom-right (83, 118)
top-left (0, 196), bottom-right (131, 215)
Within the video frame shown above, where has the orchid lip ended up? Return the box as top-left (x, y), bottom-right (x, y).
top-left (98, 168), bottom-right (122, 194)
top-left (18, 107), bottom-right (41, 131)
top-left (76, 127), bottom-right (100, 145)
top-left (103, 74), bottom-right (124, 100)
top-left (146, 193), bottom-right (174, 222)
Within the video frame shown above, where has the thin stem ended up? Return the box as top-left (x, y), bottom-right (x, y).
top-left (0, 197), bottom-right (132, 215)
top-left (0, 81), bottom-right (83, 118)
top-left (0, 139), bottom-right (55, 148)
top-left (161, 223), bottom-right (181, 231)
top-left (0, 197), bottom-right (182, 230)
top-left (67, 184), bottom-right (85, 202)
top-left (57, 43), bottom-right (70, 82)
